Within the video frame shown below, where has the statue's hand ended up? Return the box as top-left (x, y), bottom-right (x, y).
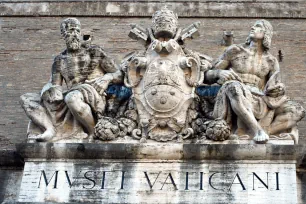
top-left (86, 75), bottom-right (113, 96)
top-left (265, 83), bottom-right (285, 97)
top-left (217, 69), bottom-right (242, 84)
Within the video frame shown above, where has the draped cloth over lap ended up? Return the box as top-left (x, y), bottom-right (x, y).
top-left (40, 83), bottom-right (105, 140)
top-left (212, 80), bottom-right (287, 132)
top-left (69, 83), bottom-right (106, 116)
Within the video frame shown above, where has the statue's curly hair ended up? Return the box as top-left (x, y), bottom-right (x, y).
top-left (245, 19), bottom-right (273, 51)
top-left (60, 18), bottom-right (81, 38)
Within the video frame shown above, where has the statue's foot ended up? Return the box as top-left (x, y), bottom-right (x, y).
top-left (253, 130), bottom-right (269, 144)
top-left (34, 129), bottom-right (56, 142)
top-left (88, 134), bottom-right (95, 143)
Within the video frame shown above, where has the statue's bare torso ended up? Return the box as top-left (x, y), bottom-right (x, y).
top-left (219, 44), bottom-right (277, 90)
top-left (54, 47), bottom-right (107, 89)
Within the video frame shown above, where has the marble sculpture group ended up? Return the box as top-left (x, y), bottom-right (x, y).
top-left (20, 6), bottom-right (305, 144)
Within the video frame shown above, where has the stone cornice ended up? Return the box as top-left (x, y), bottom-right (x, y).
top-left (0, 1), bottom-right (306, 18)
top-left (2, 143), bottom-right (306, 168)
top-left (14, 143), bottom-right (306, 162)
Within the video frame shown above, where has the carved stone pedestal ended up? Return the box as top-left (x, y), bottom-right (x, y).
top-left (17, 143), bottom-right (300, 203)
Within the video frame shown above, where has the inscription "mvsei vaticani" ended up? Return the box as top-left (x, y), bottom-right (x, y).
top-left (37, 170), bottom-right (280, 192)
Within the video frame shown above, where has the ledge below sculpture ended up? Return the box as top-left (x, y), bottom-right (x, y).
top-left (26, 135), bottom-right (295, 145)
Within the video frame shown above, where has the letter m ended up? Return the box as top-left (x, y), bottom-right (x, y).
top-left (38, 170), bottom-right (59, 189)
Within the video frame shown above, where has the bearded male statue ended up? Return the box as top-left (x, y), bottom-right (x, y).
top-left (205, 19), bottom-right (305, 143)
top-left (20, 18), bottom-right (122, 142)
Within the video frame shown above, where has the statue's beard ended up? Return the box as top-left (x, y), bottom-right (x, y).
top-left (66, 36), bottom-right (81, 51)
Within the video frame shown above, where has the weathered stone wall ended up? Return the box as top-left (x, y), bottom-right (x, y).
top-left (0, 167), bottom-right (23, 203)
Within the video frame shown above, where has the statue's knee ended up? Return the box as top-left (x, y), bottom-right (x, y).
top-left (65, 91), bottom-right (88, 115)
top-left (20, 93), bottom-right (37, 104)
top-left (20, 94), bottom-right (27, 108)
top-left (65, 91), bottom-right (83, 106)
top-left (20, 94), bottom-right (27, 103)
top-left (227, 82), bottom-right (243, 99)
top-left (20, 93), bottom-right (41, 111)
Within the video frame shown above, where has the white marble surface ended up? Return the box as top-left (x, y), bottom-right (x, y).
top-left (19, 160), bottom-right (297, 203)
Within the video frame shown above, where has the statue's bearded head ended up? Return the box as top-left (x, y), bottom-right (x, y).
top-left (152, 6), bottom-right (178, 39)
top-left (60, 18), bottom-right (81, 51)
top-left (246, 19), bottom-right (273, 50)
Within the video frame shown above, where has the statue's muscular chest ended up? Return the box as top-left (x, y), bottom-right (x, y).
top-left (231, 51), bottom-right (271, 78)
top-left (60, 54), bottom-right (94, 84)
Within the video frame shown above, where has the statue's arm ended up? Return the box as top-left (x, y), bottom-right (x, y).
top-left (87, 46), bottom-right (123, 95)
top-left (265, 57), bottom-right (285, 97)
top-left (204, 58), bottom-right (230, 84)
top-left (88, 46), bottom-right (122, 80)
top-left (268, 56), bottom-right (280, 78)
top-left (40, 55), bottom-right (64, 103)
top-left (204, 45), bottom-right (241, 84)
top-left (98, 47), bottom-right (123, 84)
top-left (51, 55), bottom-right (64, 86)
top-left (100, 51), bottom-right (123, 83)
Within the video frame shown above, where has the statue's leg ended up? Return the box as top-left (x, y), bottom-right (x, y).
top-left (20, 93), bottom-right (55, 141)
top-left (268, 101), bottom-right (305, 142)
top-left (226, 83), bottom-right (269, 143)
top-left (65, 90), bottom-right (95, 136)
